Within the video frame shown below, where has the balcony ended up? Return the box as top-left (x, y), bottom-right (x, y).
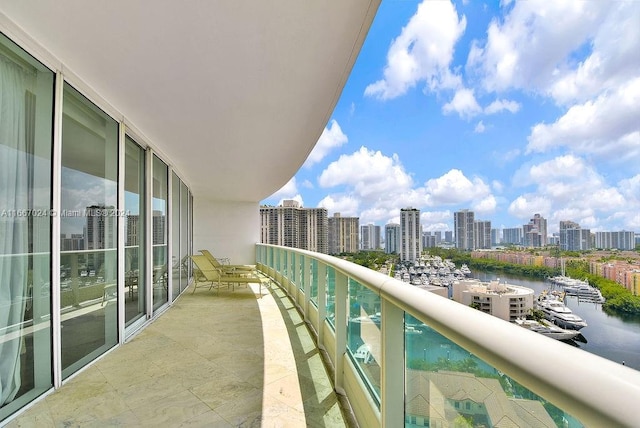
top-left (7, 282), bottom-right (352, 427)
top-left (7, 244), bottom-right (640, 427)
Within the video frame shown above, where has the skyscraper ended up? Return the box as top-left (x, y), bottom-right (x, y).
top-left (524, 213), bottom-right (547, 247)
top-left (400, 208), bottom-right (421, 262)
top-left (559, 220), bottom-right (591, 251)
top-left (328, 213), bottom-right (359, 255)
top-left (260, 200), bottom-right (328, 253)
top-left (454, 209), bottom-right (474, 251)
top-left (474, 220), bottom-right (492, 249)
top-left (385, 223), bottom-right (401, 254)
top-left (360, 223), bottom-right (381, 251)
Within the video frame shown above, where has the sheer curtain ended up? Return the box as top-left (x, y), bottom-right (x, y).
top-left (0, 55), bottom-right (33, 406)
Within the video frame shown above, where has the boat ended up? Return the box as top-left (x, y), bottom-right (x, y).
top-left (460, 264), bottom-right (471, 276)
top-left (515, 318), bottom-right (581, 341)
top-left (563, 283), bottom-right (605, 302)
top-left (536, 294), bottom-right (588, 330)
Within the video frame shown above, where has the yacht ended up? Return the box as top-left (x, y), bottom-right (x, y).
top-left (564, 284), bottom-right (605, 302)
top-left (515, 318), bottom-right (581, 341)
top-left (536, 295), bottom-right (588, 330)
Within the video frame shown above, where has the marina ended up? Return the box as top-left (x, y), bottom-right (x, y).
top-left (473, 271), bottom-right (640, 370)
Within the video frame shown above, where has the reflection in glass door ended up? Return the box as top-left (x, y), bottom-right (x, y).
top-left (124, 137), bottom-right (146, 327)
top-left (152, 156), bottom-right (168, 311)
top-left (0, 33), bottom-right (54, 419)
top-left (60, 83), bottom-right (118, 378)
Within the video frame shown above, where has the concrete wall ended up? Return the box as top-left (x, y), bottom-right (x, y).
top-left (193, 198), bottom-right (259, 265)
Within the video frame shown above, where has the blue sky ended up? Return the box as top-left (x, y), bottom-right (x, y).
top-left (262, 0), bottom-right (640, 235)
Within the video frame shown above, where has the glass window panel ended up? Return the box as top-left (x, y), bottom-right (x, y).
top-left (347, 278), bottom-right (381, 402)
top-left (60, 83), bottom-right (118, 378)
top-left (310, 259), bottom-right (318, 306)
top-left (124, 136), bottom-right (145, 327)
top-left (404, 313), bottom-right (583, 427)
top-left (326, 267), bottom-right (336, 328)
top-left (180, 181), bottom-right (188, 292)
top-left (0, 33), bottom-right (54, 418)
top-left (152, 156), bottom-right (168, 310)
top-left (171, 172), bottom-right (180, 301)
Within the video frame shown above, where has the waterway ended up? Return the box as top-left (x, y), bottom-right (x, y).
top-left (472, 271), bottom-right (640, 371)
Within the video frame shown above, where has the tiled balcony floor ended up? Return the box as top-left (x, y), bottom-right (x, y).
top-left (8, 282), bottom-right (351, 427)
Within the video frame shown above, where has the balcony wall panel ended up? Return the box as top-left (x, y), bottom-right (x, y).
top-left (193, 199), bottom-right (258, 265)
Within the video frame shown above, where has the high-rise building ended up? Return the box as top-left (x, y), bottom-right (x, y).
top-left (85, 205), bottom-right (116, 250)
top-left (444, 230), bottom-right (453, 244)
top-left (385, 223), bottom-right (401, 254)
top-left (360, 223), bottom-right (381, 251)
top-left (328, 213), bottom-right (359, 254)
top-left (400, 208), bottom-right (422, 262)
top-left (559, 220), bottom-right (591, 251)
top-left (474, 220), bottom-right (492, 249)
top-left (454, 209), bottom-right (474, 251)
top-left (503, 227), bottom-right (523, 245)
top-left (595, 231), bottom-right (636, 250)
top-left (260, 200), bottom-right (328, 253)
top-left (422, 232), bottom-right (436, 249)
top-left (490, 228), bottom-right (501, 246)
top-left (523, 214), bottom-right (547, 247)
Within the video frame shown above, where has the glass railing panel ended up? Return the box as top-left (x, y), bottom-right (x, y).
top-left (60, 249), bottom-right (117, 377)
top-left (310, 259), bottom-right (318, 306)
top-left (347, 278), bottom-right (381, 404)
top-left (326, 266), bottom-right (336, 328)
top-left (299, 255), bottom-right (304, 291)
top-left (404, 313), bottom-right (583, 428)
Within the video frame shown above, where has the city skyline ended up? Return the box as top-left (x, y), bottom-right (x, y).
top-left (261, 0), bottom-right (640, 235)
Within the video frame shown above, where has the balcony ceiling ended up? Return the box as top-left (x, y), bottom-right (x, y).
top-left (0, 1), bottom-right (379, 202)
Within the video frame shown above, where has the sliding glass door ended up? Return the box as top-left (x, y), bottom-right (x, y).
top-left (0, 33), bottom-right (54, 419)
top-left (60, 83), bottom-right (118, 378)
top-left (152, 156), bottom-right (168, 311)
top-left (124, 137), bottom-right (146, 327)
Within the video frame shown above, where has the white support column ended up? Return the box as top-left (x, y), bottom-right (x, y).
top-left (167, 168), bottom-right (173, 303)
top-left (381, 298), bottom-right (405, 428)
top-left (334, 271), bottom-right (348, 393)
top-left (117, 123), bottom-right (125, 343)
top-left (145, 149), bottom-right (153, 318)
top-left (51, 71), bottom-right (64, 389)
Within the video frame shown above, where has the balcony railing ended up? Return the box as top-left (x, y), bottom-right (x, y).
top-left (256, 244), bottom-right (640, 427)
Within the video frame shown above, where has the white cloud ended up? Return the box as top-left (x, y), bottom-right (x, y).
top-left (301, 179), bottom-right (314, 189)
top-left (484, 99), bottom-right (520, 114)
top-left (318, 194), bottom-right (359, 217)
top-left (318, 147), bottom-right (413, 201)
top-left (527, 77), bottom-right (640, 161)
top-left (548, 3), bottom-right (640, 104)
top-left (442, 88), bottom-right (482, 118)
top-left (474, 121), bottom-right (486, 133)
top-left (618, 175), bottom-right (640, 202)
top-left (467, 1), bottom-right (609, 94)
top-left (473, 195), bottom-right (497, 215)
top-left (268, 177), bottom-right (298, 201)
top-left (510, 155), bottom-right (631, 229)
top-left (508, 195), bottom-right (552, 220)
top-left (364, 0), bottom-right (466, 100)
top-left (423, 169), bottom-right (491, 206)
top-left (303, 120), bottom-right (348, 168)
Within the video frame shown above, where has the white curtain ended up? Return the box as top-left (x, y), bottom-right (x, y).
top-left (0, 55), bottom-right (33, 406)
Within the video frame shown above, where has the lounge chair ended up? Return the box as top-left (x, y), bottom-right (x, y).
top-left (198, 249), bottom-right (256, 274)
top-left (190, 255), bottom-right (268, 295)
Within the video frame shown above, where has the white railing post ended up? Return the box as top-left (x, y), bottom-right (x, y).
top-left (381, 298), bottom-right (404, 427)
top-left (317, 262), bottom-right (327, 350)
top-left (303, 256), bottom-right (311, 321)
top-left (334, 271), bottom-right (348, 393)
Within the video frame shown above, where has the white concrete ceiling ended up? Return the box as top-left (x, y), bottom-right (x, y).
top-left (0, 1), bottom-right (379, 202)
